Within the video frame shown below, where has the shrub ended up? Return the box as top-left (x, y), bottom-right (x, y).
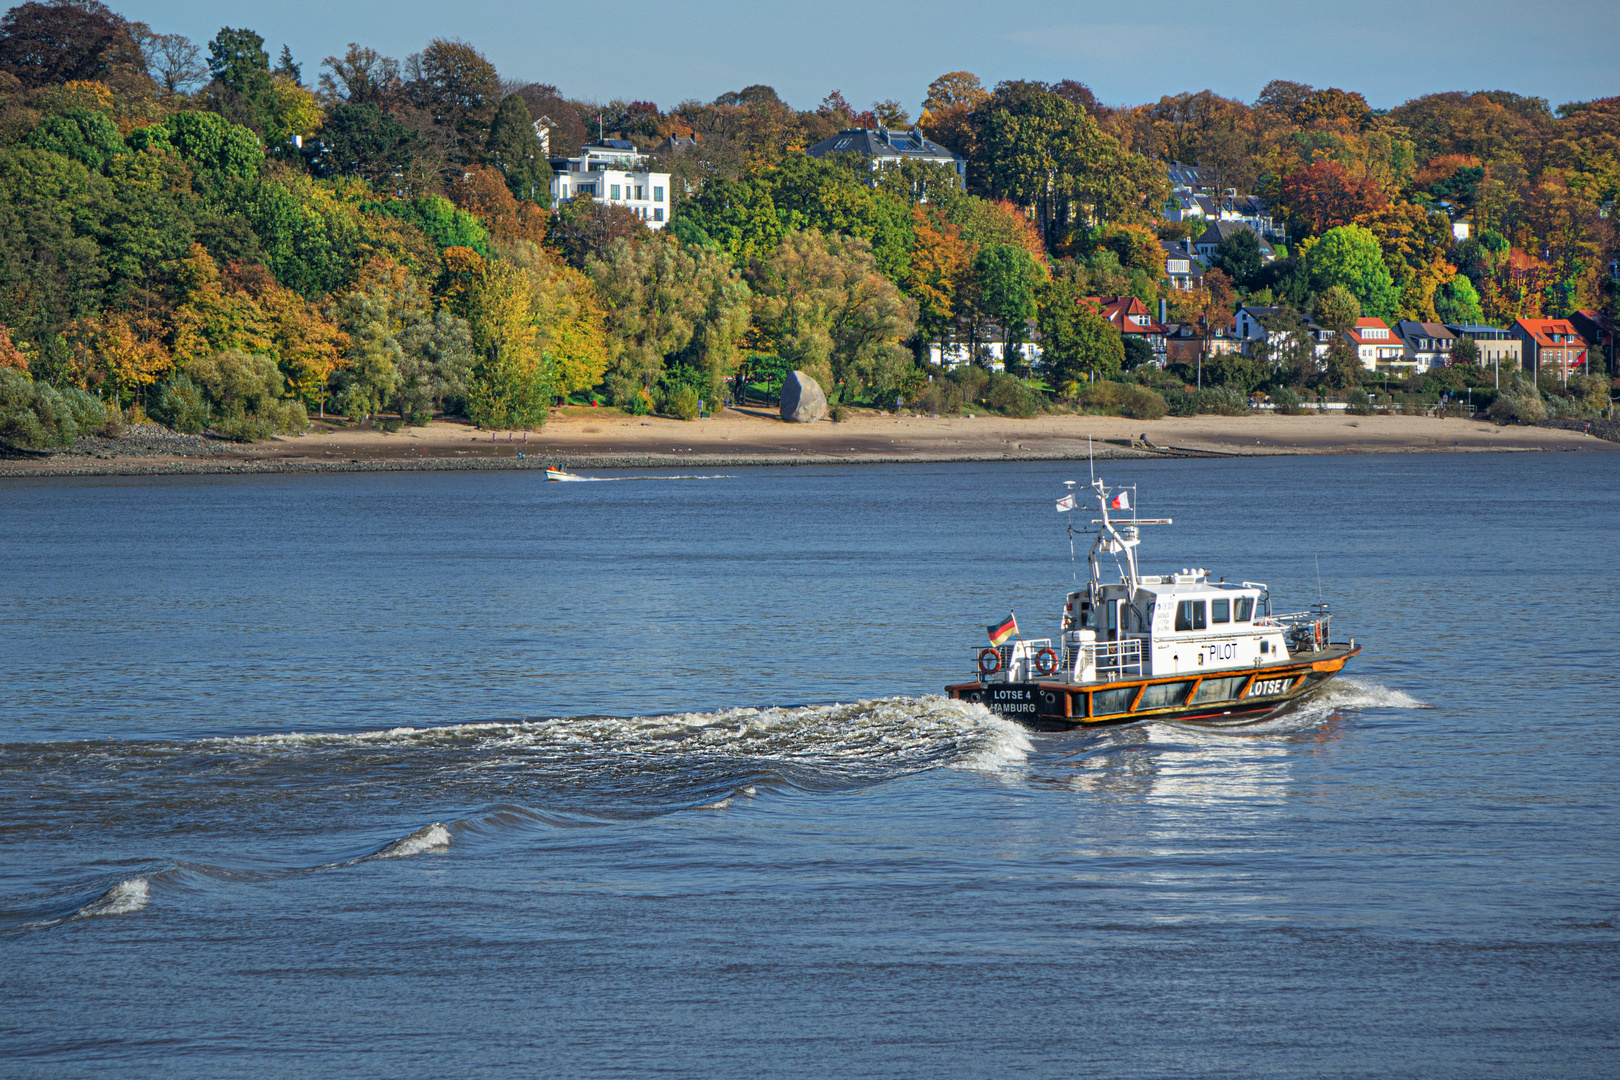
top-left (208, 399), bottom-right (308, 441)
top-left (627, 389), bottom-right (651, 416)
top-left (829, 403), bottom-right (849, 422)
top-left (1164, 388), bottom-right (1199, 416)
top-left (947, 364), bottom-right (990, 403)
top-left (153, 374), bottom-right (210, 434)
top-left (0, 369), bottom-right (83, 447)
top-left (182, 350), bottom-right (285, 415)
top-left (380, 418), bottom-right (404, 433)
top-left (211, 414), bottom-right (273, 442)
top-left (59, 387), bottom-right (106, 431)
top-left (987, 373), bottom-right (1040, 418)
top-left (1198, 385), bottom-right (1249, 415)
top-left (665, 385), bottom-right (700, 420)
top-left (1074, 380), bottom-right (1168, 420)
top-left (1271, 385), bottom-right (1305, 414)
top-left (408, 411), bottom-right (432, 427)
top-left (1346, 389), bottom-right (1375, 415)
top-left (1118, 385), bottom-right (1168, 419)
top-left (912, 381), bottom-right (963, 415)
top-left (1075, 380), bottom-right (1124, 411)
top-left (1544, 395), bottom-right (1585, 419)
top-left (99, 399), bottom-right (126, 437)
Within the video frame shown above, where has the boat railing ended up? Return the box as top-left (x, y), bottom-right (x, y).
top-left (1065, 638), bottom-right (1144, 680)
top-left (974, 638), bottom-right (1057, 681)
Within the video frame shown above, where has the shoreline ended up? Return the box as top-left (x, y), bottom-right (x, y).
top-left (3, 409), bottom-right (1613, 479)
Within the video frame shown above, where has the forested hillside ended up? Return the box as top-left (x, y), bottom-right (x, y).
top-left (0, 0), bottom-right (1615, 446)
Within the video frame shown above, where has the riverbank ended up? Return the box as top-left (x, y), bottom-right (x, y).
top-left (2, 408), bottom-right (1614, 478)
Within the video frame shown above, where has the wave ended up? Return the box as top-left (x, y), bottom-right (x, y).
top-left (73, 877), bottom-right (149, 919)
top-left (201, 695), bottom-right (1022, 787)
top-left (364, 822), bottom-right (451, 861)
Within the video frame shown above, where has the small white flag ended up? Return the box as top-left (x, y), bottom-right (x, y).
top-left (1056, 494), bottom-right (1076, 512)
top-left (1108, 490), bottom-right (1130, 510)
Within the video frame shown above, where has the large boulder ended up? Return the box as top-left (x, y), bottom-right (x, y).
top-left (779, 370), bottom-right (828, 423)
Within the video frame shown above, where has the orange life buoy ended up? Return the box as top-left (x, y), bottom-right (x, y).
top-left (977, 648), bottom-right (1002, 675)
top-left (1033, 648), bottom-right (1059, 676)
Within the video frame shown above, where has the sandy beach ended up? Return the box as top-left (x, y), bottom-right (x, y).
top-left (2, 407), bottom-right (1614, 477)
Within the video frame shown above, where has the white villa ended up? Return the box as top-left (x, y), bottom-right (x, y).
top-left (548, 139), bottom-right (670, 228)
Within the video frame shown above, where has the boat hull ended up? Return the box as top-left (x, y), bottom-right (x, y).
top-left (946, 644), bottom-right (1361, 730)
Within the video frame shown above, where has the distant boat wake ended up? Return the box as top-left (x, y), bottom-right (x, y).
top-left (548, 468), bottom-right (734, 482)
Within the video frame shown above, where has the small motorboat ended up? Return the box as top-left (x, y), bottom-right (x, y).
top-left (947, 476), bottom-right (1361, 729)
top-left (546, 467), bottom-right (588, 481)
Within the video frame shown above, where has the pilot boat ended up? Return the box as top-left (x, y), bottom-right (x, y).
top-left (946, 476), bottom-right (1361, 729)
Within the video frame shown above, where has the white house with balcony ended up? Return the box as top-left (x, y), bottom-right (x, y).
top-left (1344, 318), bottom-right (1408, 373)
top-left (548, 139), bottom-right (670, 228)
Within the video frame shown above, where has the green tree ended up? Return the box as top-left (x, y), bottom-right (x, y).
top-left (1315, 284), bottom-right (1362, 333)
top-left (128, 111), bottom-right (262, 192)
top-left (206, 26), bottom-right (274, 130)
top-left (1212, 228), bottom-right (1263, 288)
top-left (317, 103), bottom-right (429, 186)
top-left (1434, 274), bottom-right (1485, 325)
top-left (1036, 279), bottom-right (1123, 387)
top-left (26, 108), bottom-right (126, 170)
top-left (485, 94), bottom-right (552, 205)
top-left (1304, 225), bottom-right (1399, 321)
top-left (972, 243), bottom-right (1042, 365)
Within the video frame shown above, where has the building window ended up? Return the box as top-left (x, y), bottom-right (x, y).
top-left (654, 207), bottom-right (664, 222)
top-left (610, 184), bottom-right (621, 200)
top-left (653, 186), bottom-right (664, 202)
top-left (635, 185), bottom-right (644, 200)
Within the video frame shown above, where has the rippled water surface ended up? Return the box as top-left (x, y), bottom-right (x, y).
top-left (2, 454), bottom-right (1615, 1077)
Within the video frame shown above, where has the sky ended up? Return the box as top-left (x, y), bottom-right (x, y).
top-left (114, 0), bottom-right (1618, 115)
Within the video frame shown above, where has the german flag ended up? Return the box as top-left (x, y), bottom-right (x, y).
top-left (987, 612), bottom-right (1019, 646)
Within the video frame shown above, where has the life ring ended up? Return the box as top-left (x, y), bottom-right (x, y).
top-left (1033, 648), bottom-right (1059, 676)
top-left (977, 648), bottom-right (1002, 675)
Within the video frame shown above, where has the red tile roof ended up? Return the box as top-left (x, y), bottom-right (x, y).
top-left (1085, 295), bottom-right (1165, 334)
top-left (1513, 318), bottom-right (1584, 349)
top-left (1344, 318), bottom-right (1395, 346)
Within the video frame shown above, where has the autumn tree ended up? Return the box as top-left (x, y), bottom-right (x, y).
top-left (1277, 160), bottom-right (1389, 237)
top-left (587, 233), bottom-right (751, 406)
top-left (906, 205), bottom-right (972, 350)
top-left (446, 248), bottom-right (551, 428)
top-left (548, 196), bottom-right (649, 268)
top-left (451, 165), bottom-right (547, 245)
top-left (405, 39), bottom-right (500, 165)
top-left (318, 44), bottom-right (403, 108)
top-left (748, 230), bottom-right (916, 399)
top-left (495, 240), bottom-right (609, 397)
top-left (0, 0), bottom-right (146, 89)
top-left (918, 70), bottom-right (989, 173)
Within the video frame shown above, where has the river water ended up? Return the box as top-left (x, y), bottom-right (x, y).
top-left (1, 453), bottom-right (1615, 1077)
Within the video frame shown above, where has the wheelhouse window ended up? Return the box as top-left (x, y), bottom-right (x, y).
top-left (1175, 600), bottom-right (1206, 632)
top-left (1235, 597), bottom-right (1254, 622)
top-left (1212, 599), bottom-right (1230, 623)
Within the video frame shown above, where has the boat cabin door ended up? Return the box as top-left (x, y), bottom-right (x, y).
top-left (1104, 599), bottom-right (1123, 642)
